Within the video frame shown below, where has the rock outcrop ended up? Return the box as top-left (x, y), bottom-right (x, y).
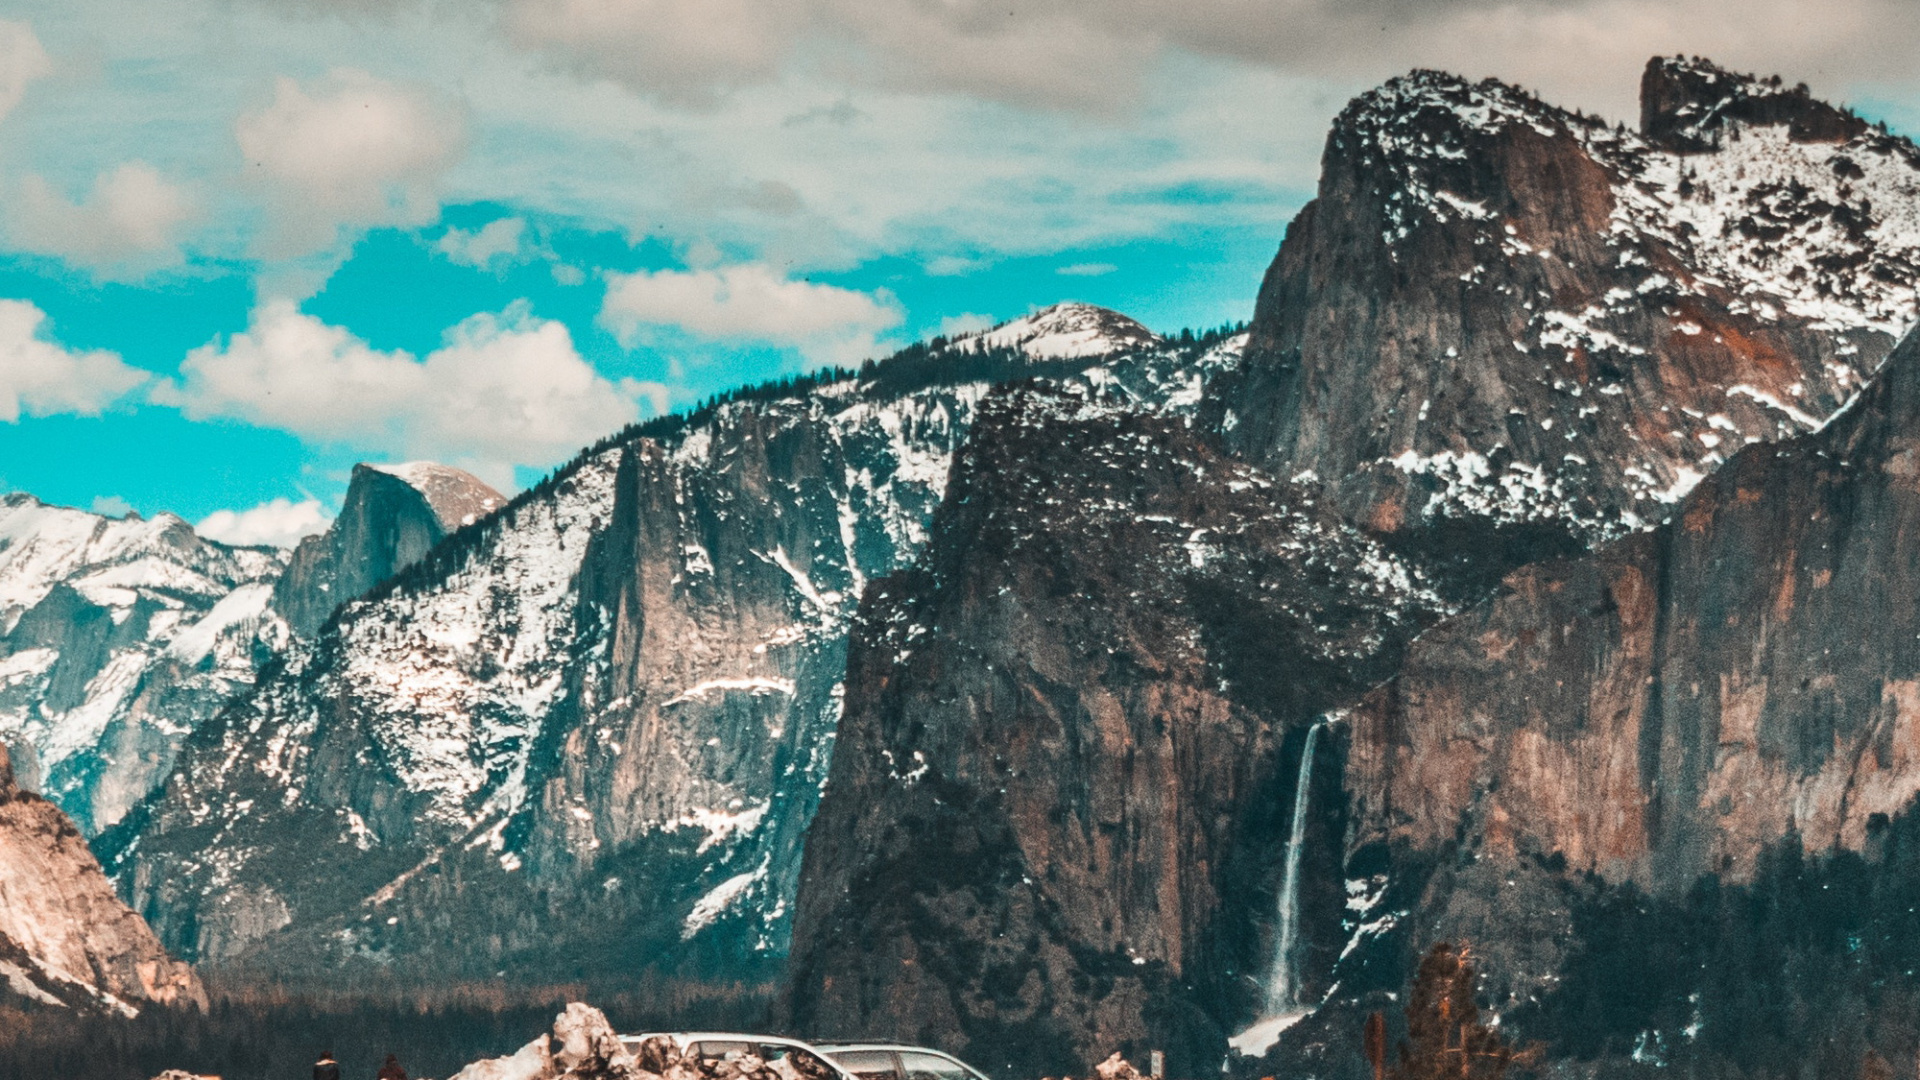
top-left (271, 462), bottom-right (503, 637)
top-left (0, 743), bottom-right (203, 1014)
top-left (1346, 315), bottom-right (1920, 927)
top-left (0, 495), bottom-right (285, 835)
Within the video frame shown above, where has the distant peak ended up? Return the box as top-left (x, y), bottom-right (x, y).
top-left (954, 303), bottom-right (1160, 360)
top-left (353, 461), bottom-right (505, 532)
top-left (1640, 55), bottom-right (1866, 152)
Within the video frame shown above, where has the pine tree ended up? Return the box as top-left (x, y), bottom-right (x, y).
top-left (1386, 943), bottom-right (1526, 1080)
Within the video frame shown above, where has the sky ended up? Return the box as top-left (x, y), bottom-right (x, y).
top-left (1, 0), bottom-right (1918, 547)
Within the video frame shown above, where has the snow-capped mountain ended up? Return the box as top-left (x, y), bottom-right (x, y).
top-left (79, 52), bottom-right (1920, 1080)
top-left (0, 461), bottom-right (507, 841)
top-left (106, 306), bottom-right (1237, 984)
top-left (1216, 56), bottom-right (1920, 574)
top-left (0, 495), bottom-right (285, 836)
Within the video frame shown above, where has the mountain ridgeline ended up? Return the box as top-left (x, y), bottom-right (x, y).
top-left (8, 52), bottom-right (1918, 1080)
top-left (100, 304), bottom-right (1245, 990)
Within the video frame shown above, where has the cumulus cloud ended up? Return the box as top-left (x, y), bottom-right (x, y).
top-left (437, 217), bottom-right (527, 269)
top-left (10, 162), bottom-right (197, 269)
top-left (600, 262), bottom-right (901, 364)
top-left (196, 497), bottom-right (333, 548)
top-left (236, 69), bottom-right (466, 253)
top-left (162, 300), bottom-right (650, 485)
top-left (0, 20), bottom-right (50, 124)
top-left (0, 299), bottom-right (149, 422)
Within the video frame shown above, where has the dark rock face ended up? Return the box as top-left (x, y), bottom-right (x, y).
top-left (271, 462), bottom-right (502, 637)
top-left (1213, 61), bottom-right (1920, 585)
top-left (786, 386), bottom-right (1445, 1076)
top-left (0, 743), bottom-right (203, 1014)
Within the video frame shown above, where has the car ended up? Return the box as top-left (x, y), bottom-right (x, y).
top-left (811, 1043), bottom-right (992, 1080)
top-left (619, 1031), bottom-right (861, 1080)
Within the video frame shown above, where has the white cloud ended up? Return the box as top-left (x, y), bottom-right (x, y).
top-left (10, 162), bottom-right (197, 269)
top-left (196, 497), bottom-right (332, 548)
top-left (937, 312), bottom-right (994, 338)
top-left (0, 19), bottom-right (50, 124)
top-left (1057, 262), bottom-right (1117, 277)
top-left (89, 494), bottom-right (133, 517)
top-left (162, 300), bottom-right (649, 485)
top-left (236, 69), bottom-right (466, 253)
top-left (600, 262), bottom-right (901, 363)
top-left (437, 217), bottom-right (527, 269)
top-left (0, 299), bottom-right (149, 422)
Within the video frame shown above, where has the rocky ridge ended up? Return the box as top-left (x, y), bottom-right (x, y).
top-left (271, 462), bottom-right (504, 638)
top-left (786, 383), bottom-right (1446, 1075)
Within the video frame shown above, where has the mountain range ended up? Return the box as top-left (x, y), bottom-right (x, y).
top-left (1, 53), bottom-right (1919, 1080)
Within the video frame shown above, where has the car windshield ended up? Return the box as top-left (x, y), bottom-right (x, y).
top-left (899, 1051), bottom-right (978, 1080)
top-left (691, 1041), bottom-right (755, 1064)
top-left (827, 1050), bottom-right (897, 1080)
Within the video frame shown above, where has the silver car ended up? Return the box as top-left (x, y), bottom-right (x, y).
top-left (812, 1043), bottom-right (992, 1080)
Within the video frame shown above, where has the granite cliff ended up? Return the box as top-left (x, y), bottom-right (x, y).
top-left (0, 743), bottom-right (201, 1015)
top-left (787, 56), bottom-right (1920, 1077)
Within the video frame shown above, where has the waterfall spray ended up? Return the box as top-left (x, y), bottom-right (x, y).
top-left (1262, 718), bottom-right (1326, 1015)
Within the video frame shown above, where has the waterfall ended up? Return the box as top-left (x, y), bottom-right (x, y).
top-left (1262, 718), bottom-right (1326, 1015)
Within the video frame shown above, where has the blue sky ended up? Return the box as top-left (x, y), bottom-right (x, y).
top-left (2, 0), bottom-right (1917, 545)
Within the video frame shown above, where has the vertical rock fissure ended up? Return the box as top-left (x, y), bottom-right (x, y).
top-left (1263, 717), bottom-right (1327, 1016)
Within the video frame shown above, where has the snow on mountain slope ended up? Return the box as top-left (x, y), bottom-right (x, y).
top-left (0, 495), bottom-right (285, 836)
top-left (956, 302), bottom-right (1163, 359)
top-left (1219, 57), bottom-right (1920, 565)
top-left (109, 309), bottom-right (1216, 983)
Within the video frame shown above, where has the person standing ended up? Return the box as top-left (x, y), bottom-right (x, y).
top-left (313, 1051), bottom-right (341, 1080)
top-left (376, 1053), bottom-right (408, 1080)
